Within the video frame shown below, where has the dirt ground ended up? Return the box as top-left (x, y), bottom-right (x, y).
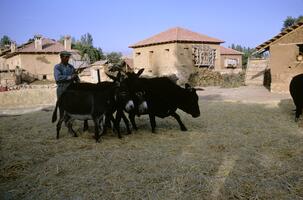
top-left (1, 86), bottom-right (302, 200)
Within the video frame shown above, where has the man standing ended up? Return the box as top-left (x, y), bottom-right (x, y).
top-left (54, 51), bottom-right (80, 98)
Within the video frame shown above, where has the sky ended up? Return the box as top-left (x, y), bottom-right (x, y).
top-left (1, 0), bottom-right (302, 55)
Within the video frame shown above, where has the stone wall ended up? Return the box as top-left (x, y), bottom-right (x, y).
top-left (0, 88), bottom-right (56, 108)
top-left (245, 58), bottom-right (269, 86)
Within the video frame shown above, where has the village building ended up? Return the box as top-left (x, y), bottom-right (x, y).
top-left (79, 57), bottom-right (134, 83)
top-left (79, 60), bottom-right (109, 83)
top-left (129, 27), bottom-right (243, 84)
top-left (252, 21), bottom-right (303, 93)
top-left (0, 35), bottom-right (82, 86)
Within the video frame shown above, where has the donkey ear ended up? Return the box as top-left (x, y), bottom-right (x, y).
top-left (136, 68), bottom-right (144, 77)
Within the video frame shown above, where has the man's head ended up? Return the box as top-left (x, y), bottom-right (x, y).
top-left (60, 51), bottom-right (71, 65)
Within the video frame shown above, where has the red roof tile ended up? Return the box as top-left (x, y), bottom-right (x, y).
top-left (129, 27), bottom-right (224, 48)
top-left (220, 46), bottom-right (243, 55)
top-left (255, 21), bottom-right (303, 53)
top-left (17, 38), bottom-right (73, 53)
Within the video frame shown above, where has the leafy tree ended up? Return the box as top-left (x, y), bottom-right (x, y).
top-left (64, 33), bottom-right (105, 64)
top-left (229, 44), bottom-right (260, 69)
top-left (0, 35), bottom-right (11, 48)
top-left (106, 52), bottom-right (123, 65)
top-left (281, 15), bottom-right (303, 31)
top-left (80, 33), bottom-right (93, 47)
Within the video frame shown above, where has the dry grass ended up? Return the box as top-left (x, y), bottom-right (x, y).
top-left (1, 98), bottom-right (303, 200)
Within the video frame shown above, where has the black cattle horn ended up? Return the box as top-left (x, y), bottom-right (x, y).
top-left (194, 87), bottom-right (204, 91)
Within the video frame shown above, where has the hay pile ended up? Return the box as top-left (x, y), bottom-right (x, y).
top-left (1, 98), bottom-right (303, 199)
top-left (188, 68), bottom-right (245, 88)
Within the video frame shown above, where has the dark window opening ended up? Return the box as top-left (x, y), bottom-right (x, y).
top-left (165, 49), bottom-right (169, 52)
top-left (43, 75), bottom-right (47, 79)
top-left (136, 52), bottom-right (141, 56)
top-left (298, 44), bottom-right (303, 54)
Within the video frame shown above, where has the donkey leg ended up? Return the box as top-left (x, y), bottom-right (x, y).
top-left (121, 112), bottom-right (131, 134)
top-left (83, 120), bottom-right (89, 132)
top-left (114, 111), bottom-right (123, 138)
top-left (93, 118), bottom-right (101, 143)
top-left (67, 119), bottom-right (78, 137)
top-left (129, 112), bottom-right (138, 131)
top-left (56, 110), bottom-right (65, 139)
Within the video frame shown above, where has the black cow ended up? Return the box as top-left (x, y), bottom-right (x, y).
top-left (125, 69), bottom-right (200, 132)
top-left (289, 73), bottom-right (303, 121)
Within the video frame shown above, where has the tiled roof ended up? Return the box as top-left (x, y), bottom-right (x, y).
top-left (220, 46), bottom-right (243, 55)
top-left (17, 38), bottom-right (73, 53)
top-left (129, 27), bottom-right (224, 48)
top-left (2, 37), bottom-right (77, 58)
top-left (255, 21), bottom-right (303, 53)
top-left (91, 60), bottom-right (108, 66)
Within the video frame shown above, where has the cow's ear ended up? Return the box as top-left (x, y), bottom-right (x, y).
top-left (106, 73), bottom-right (116, 81)
top-left (185, 83), bottom-right (191, 89)
top-left (136, 68), bottom-right (144, 77)
top-left (185, 83), bottom-right (196, 92)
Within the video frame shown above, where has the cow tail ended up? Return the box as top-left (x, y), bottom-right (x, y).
top-left (52, 100), bottom-right (59, 123)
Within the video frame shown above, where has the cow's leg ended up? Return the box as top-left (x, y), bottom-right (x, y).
top-left (171, 112), bottom-right (187, 131)
top-left (129, 112), bottom-right (138, 131)
top-left (295, 106), bottom-right (302, 122)
top-left (83, 120), bottom-right (89, 132)
top-left (149, 113), bottom-right (156, 133)
top-left (114, 111), bottom-right (123, 138)
top-left (121, 112), bottom-right (131, 134)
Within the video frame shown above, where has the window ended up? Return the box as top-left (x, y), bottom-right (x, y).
top-left (192, 45), bottom-right (216, 68)
top-left (149, 51), bottom-right (154, 53)
top-left (165, 49), bottom-right (169, 52)
top-left (136, 52), bottom-right (141, 56)
top-left (297, 44), bottom-right (303, 61)
top-left (43, 75), bottom-right (47, 79)
top-left (224, 58), bottom-right (238, 68)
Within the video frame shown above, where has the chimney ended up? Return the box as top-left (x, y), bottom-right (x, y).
top-left (34, 34), bottom-right (43, 50)
top-left (10, 41), bottom-right (16, 53)
top-left (64, 35), bottom-right (71, 50)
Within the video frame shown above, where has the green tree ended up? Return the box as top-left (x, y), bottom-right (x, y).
top-left (281, 15), bottom-right (303, 31)
top-left (229, 44), bottom-right (259, 69)
top-left (80, 33), bottom-right (93, 47)
top-left (69, 33), bottom-right (105, 64)
top-left (106, 52), bottom-right (123, 64)
top-left (0, 35), bottom-right (11, 48)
